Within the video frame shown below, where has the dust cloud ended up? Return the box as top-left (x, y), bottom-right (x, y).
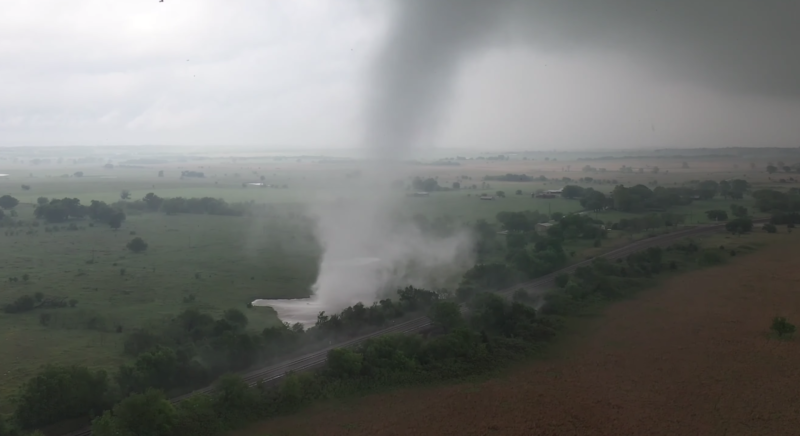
top-left (260, 170), bottom-right (473, 327)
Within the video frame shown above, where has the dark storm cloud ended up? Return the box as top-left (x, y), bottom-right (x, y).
top-left (368, 0), bottom-right (800, 153)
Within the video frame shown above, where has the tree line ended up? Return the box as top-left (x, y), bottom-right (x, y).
top-left (560, 179), bottom-right (751, 213)
top-left (81, 238), bottom-right (729, 436)
top-left (1, 284), bottom-right (443, 433)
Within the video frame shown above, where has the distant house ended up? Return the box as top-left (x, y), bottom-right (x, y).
top-left (247, 182), bottom-right (265, 187)
top-left (536, 222), bottom-right (555, 234)
top-left (479, 194), bottom-right (495, 200)
top-left (412, 192), bottom-right (430, 197)
top-left (545, 189), bottom-right (563, 195)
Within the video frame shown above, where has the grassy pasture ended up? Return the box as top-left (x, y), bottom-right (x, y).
top-left (0, 204), bottom-right (319, 408)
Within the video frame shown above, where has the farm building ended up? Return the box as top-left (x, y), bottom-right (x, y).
top-left (479, 194), bottom-right (495, 200)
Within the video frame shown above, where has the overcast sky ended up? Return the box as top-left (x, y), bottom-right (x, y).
top-left (2, 0), bottom-right (800, 151)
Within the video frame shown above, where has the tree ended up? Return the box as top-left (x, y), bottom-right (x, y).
top-left (74, 171), bottom-right (84, 177)
top-left (452, 182), bottom-right (460, 189)
top-left (496, 191), bottom-right (505, 198)
top-left (14, 365), bottom-right (111, 429)
top-left (171, 393), bottom-right (224, 436)
top-left (515, 189), bottom-right (522, 195)
top-left (36, 197), bottom-right (49, 206)
top-left (428, 301), bottom-right (464, 332)
top-left (554, 273), bottom-right (570, 288)
top-left (682, 161), bottom-right (690, 169)
top-left (120, 190), bottom-right (131, 200)
top-left (127, 237), bottom-right (148, 253)
top-left (512, 288), bottom-right (532, 303)
top-left (411, 177), bottom-right (439, 192)
top-left (771, 316), bottom-right (796, 337)
top-left (108, 210), bottom-right (126, 229)
top-left (725, 217), bottom-right (753, 234)
top-left (766, 164), bottom-right (778, 174)
top-left (21, 184), bottom-right (31, 191)
top-left (158, 170), bottom-right (164, 177)
top-left (705, 210), bottom-right (728, 221)
top-left (22, 273), bottom-right (29, 282)
top-left (729, 204), bottom-right (748, 218)
top-left (92, 389), bottom-right (176, 436)
top-left (561, 185), bottom-right (585, 199)
top-left (326, 348), bottom-right (363, 378)
top-left (0, 195), bottom-right (19, 210)
top-left (223, 308), bottom-right (248, 330)
top-left (651, 166), bottom-right (660, 174)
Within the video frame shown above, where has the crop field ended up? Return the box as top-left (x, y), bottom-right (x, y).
top-left (0, 147), bottom-right (784, 410)
top-left (234, 231), bottom-right (799, 436)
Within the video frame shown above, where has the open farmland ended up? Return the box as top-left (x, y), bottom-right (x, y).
top-left (235, 231), bottom-right (800, 436)
top-left (0, 146), bottom-right (790, 416)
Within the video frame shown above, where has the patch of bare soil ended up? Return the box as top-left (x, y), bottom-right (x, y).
top-left (236, 237), bottom-right (800, 436)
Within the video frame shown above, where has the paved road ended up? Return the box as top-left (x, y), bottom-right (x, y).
top-left (64, 222), bottom-right (740, 436)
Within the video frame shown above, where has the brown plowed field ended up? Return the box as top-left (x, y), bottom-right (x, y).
top-left (235, 236), bottom-right (800, 436)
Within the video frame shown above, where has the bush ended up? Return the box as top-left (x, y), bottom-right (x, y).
top-left (725, 218), bottom-right (753, 234)
top-left (326, 348), bottom-right (363, 378)
top-left (698, 250), bottom-right (725, 266)
top-left (512, 288), bottom-right (531, 303)
top-left (554, 273), bottom-right (570, 288)
top-left (771, 317), bottom-right (796, 338)
top-left (4, 294), bottom-right (36, 313)
top-left (126, 237), bottom-right (148, 253)
top-left (92, 389), bottom-right (175, 436)
top-left (762, 223), bottom-right (778, 233)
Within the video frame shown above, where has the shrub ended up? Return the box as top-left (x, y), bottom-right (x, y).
top-left (554, 273), bottom-right (570, 288)
top-left (725, 218), bottom-right (753, 234)
top-left (698, 250), bottom-right (725, 266)
top-left (15, 365), bottom-right (111, 429)
top-left (762, 223), bottom-right (777, 233)
top-left (126, 237), bottom-right (148, 253)
top-left (512, 288), bottom-right (531, 303)
top-left (771, 316), bottom-right (796, 338)
top-left (4, 294), bottom-right (36, 313)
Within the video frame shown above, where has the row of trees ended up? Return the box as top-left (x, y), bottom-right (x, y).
top-left (561, 179), bottom-right (751, 214)
top-left (32, 198), bottom-right (126, 228)
top-left (85, 235), bottom-right (734, 436)
top-left (6, 284), bottom-right (445, 432)
top-left (88, 292), bottom-right (557, 436)
top-left (120, 193), bottom-right (253, 216)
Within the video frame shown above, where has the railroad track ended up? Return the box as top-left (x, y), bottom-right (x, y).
top-left (64, 221), bottom-right (750, 436)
